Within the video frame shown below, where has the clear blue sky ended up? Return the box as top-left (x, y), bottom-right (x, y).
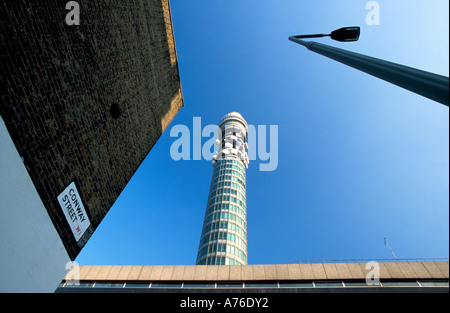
top-left (76, 0), bottom-right (449, 265)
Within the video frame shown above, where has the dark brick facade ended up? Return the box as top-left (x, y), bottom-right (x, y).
top-left (1, 0), bottom-right (183, 259)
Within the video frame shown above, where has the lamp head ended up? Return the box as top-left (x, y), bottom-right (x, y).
top-left (330, 26), bottom-right (360, 42)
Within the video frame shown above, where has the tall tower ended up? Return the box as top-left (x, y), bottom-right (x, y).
top-left (196, 112), bottom-right (250, 265)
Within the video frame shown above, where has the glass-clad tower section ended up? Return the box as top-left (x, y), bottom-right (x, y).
top-left (196, 112), bottom-right (250, 265)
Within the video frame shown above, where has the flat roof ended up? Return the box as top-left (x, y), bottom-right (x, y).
top-left (64, 261), bottom-right (449, 282)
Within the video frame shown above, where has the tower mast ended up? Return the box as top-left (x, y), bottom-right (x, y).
top-left (384, 237), bottom-right (399, 260)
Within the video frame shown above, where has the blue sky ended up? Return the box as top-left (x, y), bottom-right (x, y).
top-left (76, 0), bottom-right (449, 265)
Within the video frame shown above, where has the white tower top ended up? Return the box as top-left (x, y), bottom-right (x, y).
top-left (213, 112), bottom-right (249, 169)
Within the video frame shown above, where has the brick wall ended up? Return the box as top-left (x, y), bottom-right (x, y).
top-left (0, 0), bottom-right (183, 259)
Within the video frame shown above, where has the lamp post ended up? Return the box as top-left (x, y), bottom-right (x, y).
top-left (289, 27), bottom-right (449, 106)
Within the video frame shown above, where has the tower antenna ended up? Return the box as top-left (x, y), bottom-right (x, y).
top-left (384, 237), bottom-right (398, 260)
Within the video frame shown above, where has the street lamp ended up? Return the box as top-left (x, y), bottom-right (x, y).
top-left (291, 26), bottom-right (360, 42)
top-left (289, 27), bottom-right (449, 106)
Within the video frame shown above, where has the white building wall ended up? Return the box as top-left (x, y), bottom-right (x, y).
top-left (0, 116), bottom-right (71, 292)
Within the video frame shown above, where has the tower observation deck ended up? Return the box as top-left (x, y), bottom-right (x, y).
top-left (196, 112), bottom-right (249, 265)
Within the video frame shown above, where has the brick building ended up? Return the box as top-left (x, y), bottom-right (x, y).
top-left (0, 0), bottom-right (183, 292)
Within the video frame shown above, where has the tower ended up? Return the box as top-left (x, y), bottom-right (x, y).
top-left (196, 112), bottom-right (250, 265)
